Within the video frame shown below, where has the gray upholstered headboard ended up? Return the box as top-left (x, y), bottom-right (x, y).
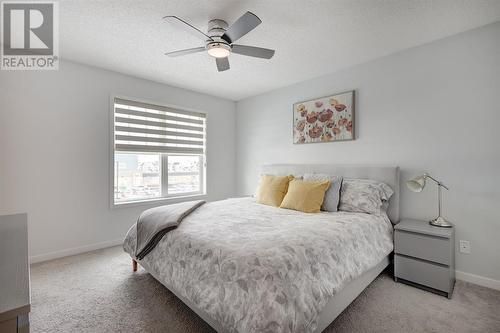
top-left (260, 164), bottom-right (400, 224)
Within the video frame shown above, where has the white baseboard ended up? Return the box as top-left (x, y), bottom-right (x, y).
top-left (456, 270), bottom-right (500, 291)
top-left (30, 238), bottom-right (123, 264)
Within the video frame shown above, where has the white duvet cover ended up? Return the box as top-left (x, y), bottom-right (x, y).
top-left (124, 197), bottom-right (393, 333)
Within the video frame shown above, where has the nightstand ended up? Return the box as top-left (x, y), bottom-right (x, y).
top-left (394, 219), bottom-right (455, 298)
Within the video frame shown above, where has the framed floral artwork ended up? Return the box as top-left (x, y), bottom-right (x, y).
top-left (293, 90), bottom-right (355, 144)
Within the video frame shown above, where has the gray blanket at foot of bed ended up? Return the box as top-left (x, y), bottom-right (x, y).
top-left (135, 200), bottom-right (205, 260)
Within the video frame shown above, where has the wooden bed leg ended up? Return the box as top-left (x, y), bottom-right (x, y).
top-left (132, 259), bottom-right (138, 272)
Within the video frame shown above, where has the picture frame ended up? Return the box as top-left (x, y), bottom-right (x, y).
top-left (293, 90), bottom-right (355, 144)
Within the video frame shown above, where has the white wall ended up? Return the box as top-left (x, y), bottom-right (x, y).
top-left (236, 22), bottom-right (500, 283)
top-left (0, 60), bottom-right (236, 261)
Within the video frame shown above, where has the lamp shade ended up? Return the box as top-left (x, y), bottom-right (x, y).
top-left (406, 175), bottom-right (426, 192)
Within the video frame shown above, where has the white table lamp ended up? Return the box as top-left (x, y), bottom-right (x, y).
top-left (406, 173), bottom-right (452, 228)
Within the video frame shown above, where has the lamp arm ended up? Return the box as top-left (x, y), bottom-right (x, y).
top-left (425, 174), bottom-right (449, 190)
top-left (424, 173), bottom-right (450, 220)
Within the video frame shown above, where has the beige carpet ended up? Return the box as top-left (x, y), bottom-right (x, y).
top-left (30, 246), bottom-right (500, 333)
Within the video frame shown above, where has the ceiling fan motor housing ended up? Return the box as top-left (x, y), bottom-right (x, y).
top-left (206, 19), bottom-right (231, 57)
top-left (208, 19), bottom-right (228, 38)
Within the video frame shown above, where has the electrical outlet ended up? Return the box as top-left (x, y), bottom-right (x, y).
top-left (459, 240), bottom-right (471, 254)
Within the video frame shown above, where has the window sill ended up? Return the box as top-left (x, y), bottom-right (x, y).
top-left (112, 193), bottom-right (207, 209)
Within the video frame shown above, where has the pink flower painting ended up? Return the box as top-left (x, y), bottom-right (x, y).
top-left (338, 117), bottom-right (348, 127)
top-left (296, 120), bottom-right (306, 132)
top-left (334, 104), bottom-right (346, 112)
top-left (346, 120), bottom-right (353, 132)
top-left (293, 91), bottom-right (354, 143)
top-left (319, 109), bottom-right (333, 122)
top-left (322, 132), bottom-right (333, 141)
top-left (309, 125), bottom-right (323, 139)
top-left (306, 111), bottom-right (318, 124)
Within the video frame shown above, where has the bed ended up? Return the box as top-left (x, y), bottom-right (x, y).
top-left (123, 164), bottom-right (400, 333)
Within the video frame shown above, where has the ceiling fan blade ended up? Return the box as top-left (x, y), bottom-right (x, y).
top-left (221, 11), bottom-right (261, 44)
top-left (231, 45), bottom-right (275, 59)
top-left (216, 57), bottom-right (230, 72)
top-left (165, 47), bottom-right (206, 57)
top-left (163, 16), bottom-right (213, 42)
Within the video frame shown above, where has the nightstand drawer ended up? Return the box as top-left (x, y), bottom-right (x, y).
top-left (395, 255), bottom-right (451, 292)
top-left (394, 230), bottom-right (451, 265)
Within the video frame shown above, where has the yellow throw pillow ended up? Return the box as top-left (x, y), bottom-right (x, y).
top-left (256, 174), bottom-right (294, 207)
top-left (280, 179), bottom-right (331, 213)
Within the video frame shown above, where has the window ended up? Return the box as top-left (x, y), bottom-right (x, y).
top-left (112, 98), bottom-right (206, 205)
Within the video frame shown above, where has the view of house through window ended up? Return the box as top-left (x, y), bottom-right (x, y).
top-left (114, 153), bottom-right (203, 203)
top-left (114, 153), bottom-right (161, 203)
top-left (167, 155), bottom-right (202, 194)
top-left (113, 98), bottom-right (206, 204)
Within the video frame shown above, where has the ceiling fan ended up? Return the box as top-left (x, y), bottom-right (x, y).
top-left (163, 11), bottom-right (275, 72)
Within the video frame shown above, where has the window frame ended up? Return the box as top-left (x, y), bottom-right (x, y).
top-left (109, 94), bottom-right (207, 208)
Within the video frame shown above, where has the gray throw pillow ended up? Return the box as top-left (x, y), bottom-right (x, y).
top-left (339, 179), bottom-right (394, 215)
top-left (303, 173), bottom-right (343, 212)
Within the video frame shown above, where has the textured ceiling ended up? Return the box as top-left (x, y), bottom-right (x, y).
top-left (59, 0), bottom-right (500, 100)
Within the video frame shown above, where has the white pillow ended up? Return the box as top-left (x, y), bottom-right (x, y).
top-left (339, 179), bottom-right (393, 215)
top-left (303, 173), bottom-right (343, 212)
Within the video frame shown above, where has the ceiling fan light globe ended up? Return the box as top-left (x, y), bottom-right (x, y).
top-left (208, 47), bottom-right (230, 58)
top-left (206, 43), bottom-right (231, 58)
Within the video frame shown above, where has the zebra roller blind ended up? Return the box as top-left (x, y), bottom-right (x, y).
top-left (114, 98), bottom-right (206, 154)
